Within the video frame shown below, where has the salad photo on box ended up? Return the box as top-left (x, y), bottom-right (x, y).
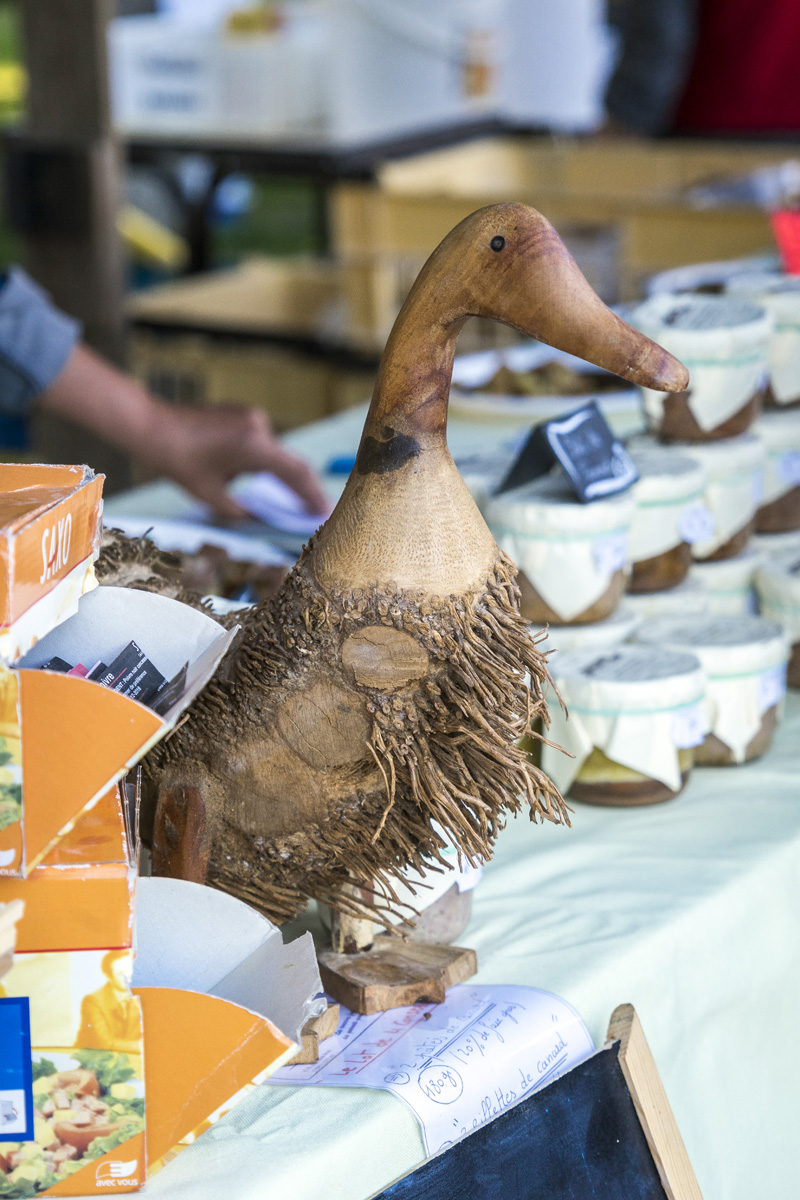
top-left (1, 949), bottom-right (144, 1196)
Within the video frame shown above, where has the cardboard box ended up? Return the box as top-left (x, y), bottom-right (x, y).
top-left (371, 134), bottom-right (800, 207)
top-left (131, 876), bottom-right (323, 1175)
top-left (0, 586), bottom-right (236, 878)
top-left (0, 465), bottom-right (104, 667)
top-left (0, 483), bottom-right (321, 1196)
top-left (321, 0), bottom-right (504, 145)
top-left (1, 797), bottom-right (324, 1194)
top-left (129, 327), bottom-right (340, 430)
top-left (0, 785), bottom-right (145, 1196)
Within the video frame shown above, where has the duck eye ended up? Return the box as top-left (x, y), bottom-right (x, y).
top-left (490, 235), bottom-right (506, 252)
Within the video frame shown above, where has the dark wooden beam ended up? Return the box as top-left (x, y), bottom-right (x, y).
top-left (17, 0), bottom-right (132, 489)
top-left (23, 0), bottom-right (113, 140)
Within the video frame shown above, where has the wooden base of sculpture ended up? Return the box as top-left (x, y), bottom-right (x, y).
top-left (317, 938), bottom-right (478, 1015)
top-left (316, 879), bottom-right (478, 1014)
top-left (287, 1002), bottom-right (341, 1064)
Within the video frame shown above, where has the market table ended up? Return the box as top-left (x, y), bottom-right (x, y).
top-left (101, 408), bottom-right (800, 1200)
top-left (126, 703), bottom-right (800, 1200)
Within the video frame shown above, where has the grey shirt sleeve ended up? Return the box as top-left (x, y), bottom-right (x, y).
top-left (605, 0), bottom-right (699, 135)
top-left (0, 266), bottom-right (81, 418)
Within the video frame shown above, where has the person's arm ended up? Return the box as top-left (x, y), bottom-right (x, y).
top-left (604, 0), bottom-right (699, 136)
top-left (39, 343), bottom-right (329, 518)
top-left (0, 267), bottom-right (329, 517)
top-left (0, 266), bottom-right (81, 417)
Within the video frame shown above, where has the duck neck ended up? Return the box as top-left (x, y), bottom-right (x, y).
top-left (360, 296), bottom-right (467, 458)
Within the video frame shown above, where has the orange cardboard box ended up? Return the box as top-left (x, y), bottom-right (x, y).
top-left (0, 586), bottom-right (236, 878)
top-left (131, 876), bottom-right (323, 1176)
top-left (1, 797), bottom-right (323, 1195)
top-left (0, 786), bottom-right (146, 1197)
top-left (0, 465), bottom-right (104, 667)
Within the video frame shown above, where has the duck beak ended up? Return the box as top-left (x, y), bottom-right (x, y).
top-left (490, 215), bottom-right (689, 393)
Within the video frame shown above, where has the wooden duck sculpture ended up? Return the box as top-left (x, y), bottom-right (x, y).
top-left (146, 204), bottom-right (687, 992)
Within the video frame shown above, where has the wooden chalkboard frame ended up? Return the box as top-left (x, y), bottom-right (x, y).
top-left (369, 1004), bottom-right (703, 1200)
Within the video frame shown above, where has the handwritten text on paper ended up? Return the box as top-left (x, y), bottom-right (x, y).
top-left (269, 985), bottom-right (594, 1155)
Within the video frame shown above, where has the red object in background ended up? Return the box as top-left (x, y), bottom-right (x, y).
top-left (772, 211), bottom-right (800, 275)
top-left (674, 0), bottom-right (800, 134)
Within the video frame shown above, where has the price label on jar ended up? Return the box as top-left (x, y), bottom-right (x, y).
top-left (679, 502), bottom-right (716, 545)
top-left (670, 701), bottom-right (708, 749)
top-left (757, 664), bottom-right (787, 712)
top-left (592, 532), bottom-right (628, 576)
top-left (777, 451), bottom-right (800, 488)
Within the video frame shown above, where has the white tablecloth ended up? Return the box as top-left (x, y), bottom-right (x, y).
top-left (101, 412), bottom-right (800, 1200)
top-left (129, 694), bottom-right (800, 1200)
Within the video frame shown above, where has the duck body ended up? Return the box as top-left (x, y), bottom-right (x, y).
top-left (146, 203), bottom-right (688, 924)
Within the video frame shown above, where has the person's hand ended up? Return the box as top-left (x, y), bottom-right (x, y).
top-left (148, 402), bottom-right (331, 519)
top-left (39, 344), bottom-right (330, 519)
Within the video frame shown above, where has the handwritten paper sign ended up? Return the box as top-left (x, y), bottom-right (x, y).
top-left (268, 985), bottom-right (594, 1155)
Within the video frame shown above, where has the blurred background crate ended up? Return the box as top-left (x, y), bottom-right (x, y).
top-left (330, 135), bottom-right (793, 312)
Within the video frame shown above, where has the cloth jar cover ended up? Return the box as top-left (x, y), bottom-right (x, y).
top-left (455, 452), bottom-right (510, 514)
top-left (542, 644), bottom-right (707, 793)
top-left (689, 547), bottom-right (763, 615)
top-left (753, 528), bottom-right (800, 558)
top-left (627, 439), bottom-right (711, 562)
top-left (671, 433), bottom-right (765, 559)
top-left (623, 575), bottom-right (710, 621)
top-left (753, 408), bottom-right (800, 505)
top-left (532, 605), bottom-right (640, 657)
top-left (755, 550), bottom-right (800, 641)
top-left (633, 614), bottom-right (789, 762)
top-left (449, 343), bottom-right (643, 437)
top-left (630, 294), bottom-right (772, 432)
top-left (484, 475), bottom-right (636, 622)
top-left (727, 272), bottom-right (800, 404)
top-left (644, 253), bottom-right (780, 299)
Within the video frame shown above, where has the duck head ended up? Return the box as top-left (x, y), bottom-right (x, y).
top-left (310, 202), bottom-right (687, 596)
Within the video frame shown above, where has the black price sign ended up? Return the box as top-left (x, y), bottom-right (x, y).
top-left (494, 401), bottom-right (638, 503)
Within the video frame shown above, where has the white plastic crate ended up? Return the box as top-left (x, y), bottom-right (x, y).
top-left (108, 12), bottom-right (325, 138)
top-left (501, 0), bottom-right (615, 133)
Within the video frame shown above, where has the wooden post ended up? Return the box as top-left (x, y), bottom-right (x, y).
top-left (16, 0), bottom-right (132, 490)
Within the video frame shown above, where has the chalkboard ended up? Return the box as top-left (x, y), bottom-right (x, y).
top-left (371, 1005), bottom-right (702, 1200)
top-left (495, 401), bottom-right (638, 503)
